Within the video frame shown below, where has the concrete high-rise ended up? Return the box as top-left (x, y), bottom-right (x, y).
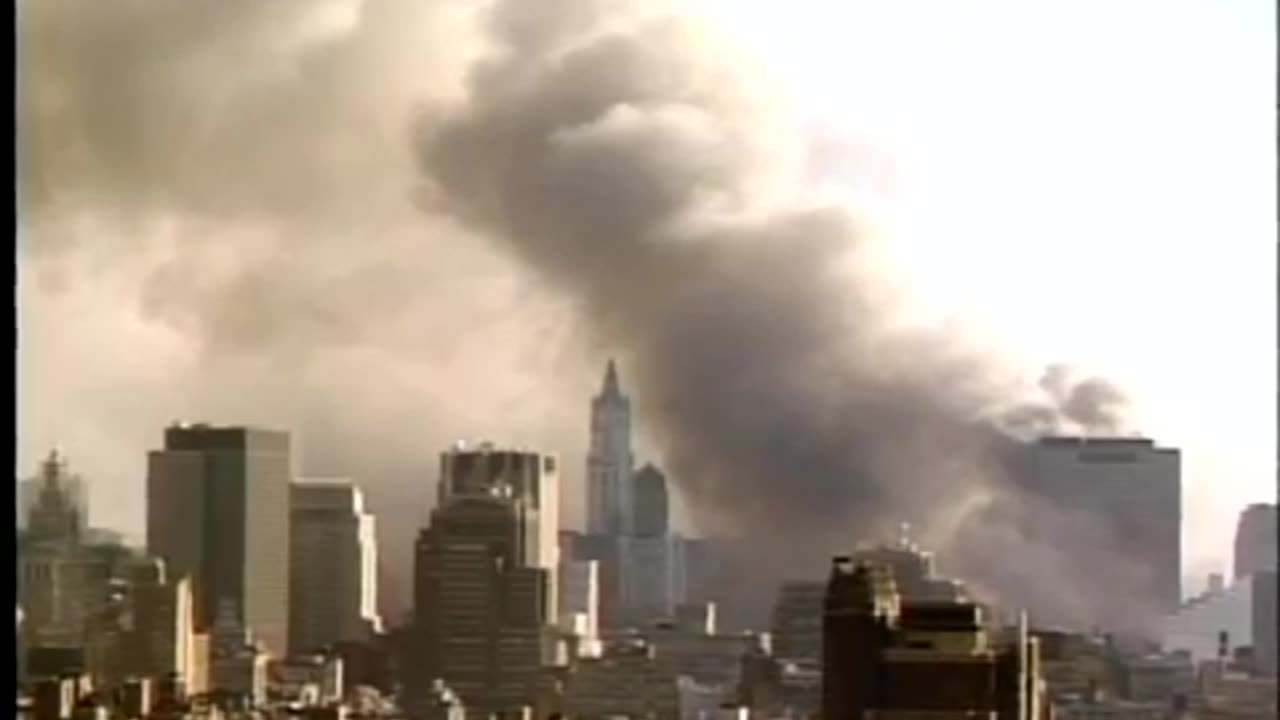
top-left (586, 360), bottom-right (635, 536)
top-left (631, 464), bottom-right (669, 538)
top-left (1233, 503), bottom-right (1277, 580)
top-left (289, 479), bottom-right (383, 656)
top-left (1021, 436), bottom-right (1182, 622)
top-left (146, 424), bottom-right (291, 658)
top-left (413, 443), bottom-right (561, 716)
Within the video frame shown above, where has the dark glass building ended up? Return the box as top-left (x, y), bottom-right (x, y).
top-left (146, 424), bottom-right (292, 657)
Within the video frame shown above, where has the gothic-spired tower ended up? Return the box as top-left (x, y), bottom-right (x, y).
top-left (586, 360), bottom-right (635, 536)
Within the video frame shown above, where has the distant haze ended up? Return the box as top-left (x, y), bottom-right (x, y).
top-left (18, 0), bottom-right (1220, 629)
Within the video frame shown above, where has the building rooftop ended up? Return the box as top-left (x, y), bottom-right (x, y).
top-left (1039, 436), bottom-right (1156, 448)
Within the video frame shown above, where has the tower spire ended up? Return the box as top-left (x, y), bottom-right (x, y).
top-left (602, 358), bottom-right (621, 397)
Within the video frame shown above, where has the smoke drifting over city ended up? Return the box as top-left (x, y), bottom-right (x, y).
top-left (21, 0), bottom-right (1142, 626)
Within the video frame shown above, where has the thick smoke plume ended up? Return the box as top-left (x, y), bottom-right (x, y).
top-left (21, 0), bottom-right (1145, 629)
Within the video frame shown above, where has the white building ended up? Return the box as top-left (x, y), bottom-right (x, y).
top-left (586, 360), bottom-right (635, 537)
top-left (289, 479), bottom-right (383, 656)
top-left (559, 559), bottom-right (600, 642)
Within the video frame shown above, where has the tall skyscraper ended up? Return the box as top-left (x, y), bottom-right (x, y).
top-left (586, 360), bottom-right (635, 536)
top-left (413, 443), bottom-right (561, 716)
top-left (289, 479), bottom-right (383, 655)
top-left (1021, 436), bottom-right (1182, 622)
top-left (146, 424), bottom-right (292, 658)
top-left (631, 464), bottom-right (669, 538)
top-left (1233, 503), bottom-right (1277, 580)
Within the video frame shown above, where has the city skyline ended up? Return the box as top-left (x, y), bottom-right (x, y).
top-left (17, 413), bottom-right (1277, 716)
top-left (16, 405), bottom-right (1269, 611)
top-left (15, 0), bottom-right (1277, 717)
top-left (20, 394), bottom-right (1269, 597)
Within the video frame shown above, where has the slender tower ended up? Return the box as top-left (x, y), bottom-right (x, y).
top-left (586, 360), bottom-right (635, 536)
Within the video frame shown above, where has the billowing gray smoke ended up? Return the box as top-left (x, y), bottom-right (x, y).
top-left (20, 0), bottom-right (1147, 629)
top-left (411, 0), bottom-right (1150, 626)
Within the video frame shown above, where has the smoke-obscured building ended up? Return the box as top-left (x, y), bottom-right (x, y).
top-left (17, 451), bottom-right (135, 653)
top-left (772, 581), bottom-right (825, 664)
top-left (1233, 503), bottom-right (1277, 581)
top-left (822, 557), bottom-right (1048, 720)
top-left (771, 534), bottom-right (966, 668)
top-left (1020, 436), bottom-right (1182, 625)
top-left (620, 535), bottom-right (688, 625)
top-left (632, 464), bottom-right (670, 538)
top-left (289, 479), bottom-right (383, 656)
top-left (146, 423), bottom-right (292, 657)
top-left (412, 443), bottom-right (562, 716)
top-left (18, 450), bottom-right (88, 535)
top-left (586, 359), bottom-right (635, 537)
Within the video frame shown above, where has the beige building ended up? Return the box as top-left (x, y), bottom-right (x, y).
top-left (289, 479), bottom-right (382, 656)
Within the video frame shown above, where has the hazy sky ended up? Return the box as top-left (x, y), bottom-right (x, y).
top-left (17, 0), bottom-right (1274, 597)
top-left (704, 0), bottom-right (1276, 585)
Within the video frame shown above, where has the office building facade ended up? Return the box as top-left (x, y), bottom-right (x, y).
top-left (437, 442), bottom-right (560, 576)
top-left (413, 444), bottom-right (561, 716)
top-left (146, 424), bottom-right (292, 657)
top-left (1233, 503), bottom-right (1277, 581)
top-left (289, 479), bottom-right (383, 656)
